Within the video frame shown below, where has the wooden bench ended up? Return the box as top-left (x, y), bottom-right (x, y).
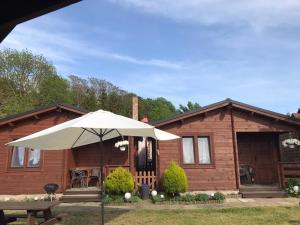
top-left (0, 202), bottom-right (63, 225)
top-left (5, 214), bottom-right (44, 223)
top-left (5, 213), bottom-right (67, 225)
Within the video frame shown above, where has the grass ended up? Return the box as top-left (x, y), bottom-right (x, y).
top-left (54, 206), bottom-right (300, 225)
top-left (7, 206), bottom-right (300, 225)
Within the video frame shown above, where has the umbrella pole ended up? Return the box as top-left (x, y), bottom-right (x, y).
top-left (99, 135), bottom-right (105, 225)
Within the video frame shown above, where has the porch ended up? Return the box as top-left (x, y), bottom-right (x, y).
top-left (236, 132), bottom-right (300, 197)
top-left (61, 167), bottom-right (157, 203)
top-left (62, 137), bottom-right (158, 202)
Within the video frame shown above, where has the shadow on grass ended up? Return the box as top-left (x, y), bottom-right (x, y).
top-left (288, 220), bottom-right (300, 225)
top-left (54, 204), bottom-right (130, 225)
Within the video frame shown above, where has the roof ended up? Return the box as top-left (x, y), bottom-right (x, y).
top-left (0, 0), bottom-right (81, 42)
top-left (153, 98), bottom-right (300, 127)
top-left (0, 103), bottom-right (88, 127)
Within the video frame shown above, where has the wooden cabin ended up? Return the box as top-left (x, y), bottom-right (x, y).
top-left (0, 99), bottom-right (300, 198)
top-left (154, 99), bottom-right (300, 197)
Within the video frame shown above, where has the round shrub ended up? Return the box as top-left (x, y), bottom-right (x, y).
top-left (195, 193), bottom-right (209, 202)
top-left (152, 194), bottom-right (165, 203)
top-left (104, 167), bottom-right (134, 194)
top-left (162, 161), bottom-right (188, 196)
top-left (181, 193), bottom-right (195, 202)
top-left (212, 192), bottom-right (225, 201)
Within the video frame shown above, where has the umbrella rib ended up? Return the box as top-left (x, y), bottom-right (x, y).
top-left (115, 129), bottom-right (123, 137)
top-left (91, 128), bottom-right (101, 136)
top-left (102, 129), bottom-right (115, 137)
top-left (82, 128), bottom-right (99, 136)
top-left (71, 129), bottom-right (86, 148)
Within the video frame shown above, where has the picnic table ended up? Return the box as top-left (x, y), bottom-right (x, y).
top-left (0, 201), bottom-right (61, 225)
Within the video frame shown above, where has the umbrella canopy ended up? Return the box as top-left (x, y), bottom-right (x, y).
top-left (7, 109), bottom-right (179, 149)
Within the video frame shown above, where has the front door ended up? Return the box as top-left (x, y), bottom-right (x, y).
top-left (238, 133), bottom-right (279, 184)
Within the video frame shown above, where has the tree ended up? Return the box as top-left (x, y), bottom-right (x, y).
top-left (0, 48), bottom-right (62, 117)
top-left (139, 97), bottom-right (177, 122)
top-left (68, 76), bottom-right (133, 117)
top-left (68, 75), bottom-right (90, 108)
top-left (0, 48), bottom-right (194, 122)
top-left (178, 101), bottom-right (201, 113)
top-left (35, 74), bottom-right (71, 106)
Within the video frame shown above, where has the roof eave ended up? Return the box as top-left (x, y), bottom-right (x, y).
top-left (0, 103), bottom-right (87, 127)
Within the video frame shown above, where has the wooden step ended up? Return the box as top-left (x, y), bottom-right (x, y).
top-left (241, 191), bottom-right (288, 198)
top-left (63, 190), bottom-right (100, 195)
top-left (60, 194), bottom-right (100, 203)
top-left (240, 186), bottom-right (281, 192)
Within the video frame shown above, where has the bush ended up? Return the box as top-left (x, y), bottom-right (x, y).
top-left (128, 195), bottom-right (140, 203)
top-left (181, 193), bottom-right (195, 202)
top-left (104, 167), bottom-right (134, 194)
top-left (152, 194), bottom-right (165, 203)
top-left (103, 195), bottom-right (124, 204)
top-left (212, 192), bottom-right (225, 202)
top-left (162, 161), bottom-right (188, 196)
top-left (286, 179), bottom-right (300, 196)
top-left (287, 178), bottom-right (300, 188)
top-left (103, 194), bottom-right (140, 204)
top-left (195, 193), bottom-right (209, 202)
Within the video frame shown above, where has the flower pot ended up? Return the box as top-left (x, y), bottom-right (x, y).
top-left (140, 183), bottom-right (150, 199)
top-left (120, 146), bottom-right (126, 151)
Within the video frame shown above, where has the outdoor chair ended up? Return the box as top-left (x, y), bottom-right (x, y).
top-left (88, 168), bottom-right (101, 187)
top-left (239, 165), bottom-right (255, 184)
top-left (70, 169), bottom-right (86, 188)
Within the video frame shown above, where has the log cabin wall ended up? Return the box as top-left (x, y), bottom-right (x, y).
top-left (0, 109), bottom-right (82, 194)
top-left (233, 109), bottom-right (300, 188)
top-left (232, 110), bottom-right (300, 133)
top-left (157, 108), bottom-right (237, 191)
top-left (156, 106), bottom-right (300, 191)
top-left (1, 99), bottom-right (300, 194)
top-left (72, 139), bottom-right (129, 167)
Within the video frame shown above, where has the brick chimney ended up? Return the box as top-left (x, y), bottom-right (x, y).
top-left (132, 95), bottom-right (138, 120)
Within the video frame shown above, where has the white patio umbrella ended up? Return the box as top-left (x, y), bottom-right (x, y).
top-left (6, 109), bottom-right (179, 225)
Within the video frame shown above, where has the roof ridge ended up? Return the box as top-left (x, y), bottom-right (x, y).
top-left (153, 98), bottom-right (300, 127)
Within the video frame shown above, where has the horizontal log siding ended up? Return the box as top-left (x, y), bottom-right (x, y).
top-left (0, 110), bottom-right (79, 194)
top-left (157, 107), bottom-right (300, 191)
top-left (158, 109), bottom-right (237, 191)
top-left (72, 139), bottom-right (129, 167)
top-left (233, 110), bottom-right (299, 132)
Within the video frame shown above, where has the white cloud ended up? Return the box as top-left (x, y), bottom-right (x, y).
top-left (0, 16), bottom-right (183, 73)
top-left (108, 0), bottom-right (300, 30)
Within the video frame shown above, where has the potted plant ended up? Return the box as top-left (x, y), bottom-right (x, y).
top-left (114, 140), bottom-right (129, 151)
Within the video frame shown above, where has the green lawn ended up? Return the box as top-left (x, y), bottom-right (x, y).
top-left (53, 206), bottom-right (300, 225)
top-left (7, 205), bottom-right (300, 225)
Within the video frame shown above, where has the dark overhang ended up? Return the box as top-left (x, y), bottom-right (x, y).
top-left (0, 0), bottom-right (81, 43)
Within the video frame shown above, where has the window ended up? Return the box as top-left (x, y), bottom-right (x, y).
top-left (198, 137), bottom-right (211, 164)
top-left (11, 146), bottom-right (25, 167)
top-left (10, 147), bottom-right (41, 169)
top-left (182, 137), bottom-right (195, 164)
top-left (181, 135), bottom-right (213, 165)
top-left (27, 149), bottom-right (41, 167)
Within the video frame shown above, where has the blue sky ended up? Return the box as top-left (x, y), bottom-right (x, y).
top-left (1, 0), bottom-right (300, 114)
